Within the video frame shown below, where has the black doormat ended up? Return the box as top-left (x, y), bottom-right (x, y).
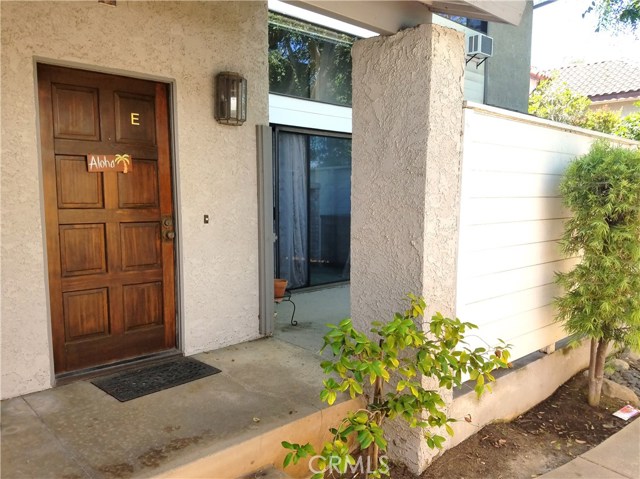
top-left (91, 357), bottom-right (221, 402)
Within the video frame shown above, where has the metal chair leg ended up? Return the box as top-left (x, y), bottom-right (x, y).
top-left (288, 298), bottom-right (297, 326)
top-left (276, 291), bottom-right (297, 326)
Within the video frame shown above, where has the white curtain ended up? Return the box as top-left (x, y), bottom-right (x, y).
top-left (278, 133), bottom-right (308, 288)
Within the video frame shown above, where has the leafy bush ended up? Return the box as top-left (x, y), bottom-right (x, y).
top-left (529, 78), bottom-right (640, 142)
top-left (529, 76), bottom-right (591, 125)
top-left (556, 141), bottom-right (640, 406)
top-left (582, 108), bottom-right (622, 135)
top-left (282, 294), bottom-right (511, 478)
top-left (615, 108), bottom-right (640, 141)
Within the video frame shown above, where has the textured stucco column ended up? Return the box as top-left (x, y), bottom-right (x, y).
top-left (351, 24), bottom-right (465, 473)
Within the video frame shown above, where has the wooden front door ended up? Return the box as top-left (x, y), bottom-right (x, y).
top-left (38, 64), bottom-right (176, 374)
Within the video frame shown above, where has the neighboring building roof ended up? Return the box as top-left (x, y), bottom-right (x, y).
top-left (545, 60), bottom-right (640, 101)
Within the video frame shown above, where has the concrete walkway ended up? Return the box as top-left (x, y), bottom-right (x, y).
top-left (1, 338), bottom-right (334, 479)
top-left (2, 325), bottom-right (638, 479)
top-left (540, 419), bottom-right (640, 479)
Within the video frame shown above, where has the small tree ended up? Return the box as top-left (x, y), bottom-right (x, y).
top-left (282, 295), bottom-right (510, 478)
top-left (582, 108), bottom-right (622, 135)
top-left (529, 76), bottom-right (591, 125)
top-left (556, 141), bottom-right (640, 407)
top-left (583, 0), bottom-right (640, 36)
top-left (529, 79), bottom-right (640, 141)
top-left (616, 102), bottom-right (640, 141)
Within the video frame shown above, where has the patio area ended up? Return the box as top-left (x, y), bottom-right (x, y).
top-left (1, 336), bottom-right (358, 479)
top-left (274, 284), bottom-right (350, 354)
top-left (1, 285), bottom-right (353, 479)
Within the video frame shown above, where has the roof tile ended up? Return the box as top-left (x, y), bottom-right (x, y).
top-left (544, 60), bottom-right (640, 98)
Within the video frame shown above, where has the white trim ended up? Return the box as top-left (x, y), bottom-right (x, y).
top-left (463, 101), bottom-right (640, 145)
top-left (269, 94), bottom-right (352, 133)
top-left (269, 0), bottom-right (377, 38)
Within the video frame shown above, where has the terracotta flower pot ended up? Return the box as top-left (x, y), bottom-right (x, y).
top-left (274, 279), bottom-right (288, 302)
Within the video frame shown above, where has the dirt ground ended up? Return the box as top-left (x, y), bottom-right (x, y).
top-left (391, 352), bottom-right (640, 479)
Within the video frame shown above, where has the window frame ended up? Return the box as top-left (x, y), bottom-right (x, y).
top-left (272, 124), bottom-right (352, 290)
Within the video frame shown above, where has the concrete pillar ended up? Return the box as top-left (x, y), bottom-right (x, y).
top-left (350, 23), bottom-right (465, 473)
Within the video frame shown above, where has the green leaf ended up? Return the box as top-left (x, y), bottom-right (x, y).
top-left (474, 383), bottom-right (484, 397)
top-left (374, 434), bottom-right (388, 450)
top-left (358, 430), bottom-right (374, 449)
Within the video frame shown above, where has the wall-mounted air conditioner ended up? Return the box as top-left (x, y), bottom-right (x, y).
top-left (467, 33), bottom-right (493, 58)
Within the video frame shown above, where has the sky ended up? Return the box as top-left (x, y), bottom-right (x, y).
top-left (531, 0), bottom-right (640, 70)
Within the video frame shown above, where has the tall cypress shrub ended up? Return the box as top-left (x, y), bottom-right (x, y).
top-left (556, 141), bottom-right (640, 406)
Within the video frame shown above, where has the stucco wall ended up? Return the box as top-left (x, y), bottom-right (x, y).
top-left (0, 1), bottom-right (268, 399)
top-left (485, 0), bottom-right (533, 113)
top-left (591, 99), bottom-right (640, 117)
top-left (351, 23), bottom-right (465, 473)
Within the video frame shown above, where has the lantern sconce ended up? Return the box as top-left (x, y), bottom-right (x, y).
top-left (214, 72), bottom-right (247, 126)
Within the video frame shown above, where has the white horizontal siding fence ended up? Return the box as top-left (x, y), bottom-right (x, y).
top-left (457, 103), bottom-right (639, 361)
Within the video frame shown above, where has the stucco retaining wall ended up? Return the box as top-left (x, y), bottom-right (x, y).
top-left (449, 340), bottom-right (591, 448)
top-left (0, 1), bottom-right (268, 399)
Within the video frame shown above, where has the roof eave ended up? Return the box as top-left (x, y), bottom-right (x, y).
top-left (285, 1), bottom-right (526, 35)
top-left (422, 0), bottom-right (527, 26)
top-left (590, 91), bottom-right (640, 102)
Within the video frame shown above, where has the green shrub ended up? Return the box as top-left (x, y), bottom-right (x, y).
top-left (581, 108), bottom-right (622, 134)
top-left (282, 294), bottom-right (510, 478)
top-left (556, 141), bottom-right (640, 406)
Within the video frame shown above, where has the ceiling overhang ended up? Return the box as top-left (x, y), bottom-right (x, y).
top-left (423, 1), bottom-right (527, 26)
top-left (286, 1), bottom-right (526, 35)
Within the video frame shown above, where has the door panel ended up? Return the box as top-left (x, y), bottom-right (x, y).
top-left (120, 222), bottom-right (162, 270)
top-left (123, 282), bottom-right (163, 331)
top-left (63, 289), bottom-right (110, 341)
top-left (114, 92), bottom-right (157, 145)
top-left (56, 156), bottom-right (104, 208)
top-left (117, 159), bottom-right (159, 208)
top-left (52, 84), bottom-right (100, 140)
top-left (59, 224), bottom-right (107, 276)
top-left (38, 64), bottom-right (176, 374)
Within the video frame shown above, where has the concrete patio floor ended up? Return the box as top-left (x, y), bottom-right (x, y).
top-left (1, 338), bottom-right (340, 479)
top-left (274, 284), bottom-right (350, 355)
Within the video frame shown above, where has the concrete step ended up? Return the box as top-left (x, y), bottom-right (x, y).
top-left (241, 466), bottom-right (295, 479)
top-left (153, 397), bottom-right (363, 479)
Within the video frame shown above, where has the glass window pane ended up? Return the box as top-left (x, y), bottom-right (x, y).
top-left (269, 13), bottom-right (355, 106)
top-left (276, 130), bottom-right (351, 289)
top-left (309, 136), bottom-right (351, 286)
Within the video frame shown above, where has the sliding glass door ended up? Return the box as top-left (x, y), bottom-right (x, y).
top-left (275, 128), bottom-right (351, 289)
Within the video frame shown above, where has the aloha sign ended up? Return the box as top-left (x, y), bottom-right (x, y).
top-left (87, 154), bottom-right (132, 173)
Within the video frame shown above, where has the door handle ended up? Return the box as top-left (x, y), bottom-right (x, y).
top-left (163, 231), bottom-right (175, 241)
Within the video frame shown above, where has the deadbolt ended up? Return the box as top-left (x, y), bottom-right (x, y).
top-left (162, 216), bottom-right (173, 228)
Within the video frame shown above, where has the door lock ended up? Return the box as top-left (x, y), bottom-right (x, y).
top-left (162, 216), bottom-right (175, 241)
